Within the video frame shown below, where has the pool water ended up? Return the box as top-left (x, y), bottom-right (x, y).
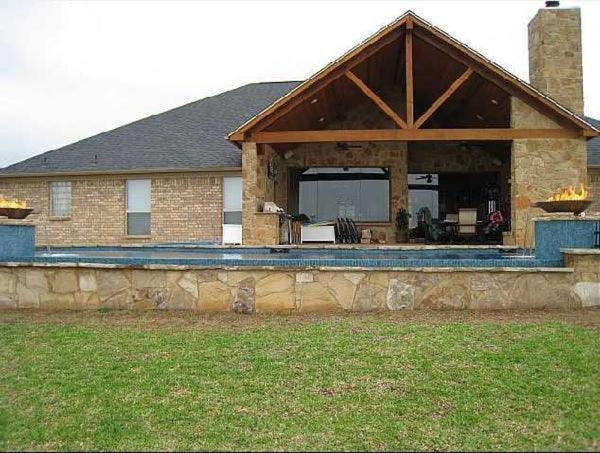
top-left (28, 246), bottom-right (559, 268)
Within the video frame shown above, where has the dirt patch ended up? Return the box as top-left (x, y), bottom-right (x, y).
top-left (1, 307), bottom-right (599, 330)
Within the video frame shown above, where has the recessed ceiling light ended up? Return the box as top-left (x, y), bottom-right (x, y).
top-left (476, 114), bottom-right (485, 121)
top-left (311, 98), bottom-right (319, 104)
top-left (491, 99), bottom-right (499, 105)
top-left (318, 117), bottom-right (325, 122)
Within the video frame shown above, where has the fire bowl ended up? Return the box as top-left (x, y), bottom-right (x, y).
top-left (532, 200), bottom-right (593, 216)
top-left (0, 208), bottom-right (34, 219)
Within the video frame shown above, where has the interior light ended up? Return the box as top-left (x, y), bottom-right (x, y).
top-left (311, 98), bottom-right (319, 104)
top-left (476, 114), bottom-right (485, 121)
top-left (491, 99), bottom-right (499, 105)
top-left (318, 117), bottom-right (325, 122)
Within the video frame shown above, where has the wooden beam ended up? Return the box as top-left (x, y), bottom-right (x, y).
top-left (405, 24), bottom-right (414, 127)
top-left (414, 67), bottom-right (474, 129)
top-left (249, 128), bottom-right (581, 143)
top-left (345, 71), bottom-right (407, 129)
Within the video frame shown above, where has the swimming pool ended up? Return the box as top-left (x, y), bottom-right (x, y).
top-left (28, 245), bottom-right (560, 268)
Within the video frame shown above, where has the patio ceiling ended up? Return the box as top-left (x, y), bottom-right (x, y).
top-left (265, 30), bottom-right (509, 133)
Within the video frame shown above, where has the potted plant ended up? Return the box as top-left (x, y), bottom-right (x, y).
top-left (395, 208), bottom-right (411, 243)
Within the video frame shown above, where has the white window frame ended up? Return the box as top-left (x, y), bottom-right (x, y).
top-left (126, 179), bottom-right (151, 236)
top-left (222, 176), bottom-right (242, 225)
top-left (49, 181), bottom-right (72, 218)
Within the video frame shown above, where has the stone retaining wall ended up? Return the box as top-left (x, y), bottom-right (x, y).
top-left (0, 263), bottom-right (591, 312)
top-left (563, 250), bottom-right (600, 307)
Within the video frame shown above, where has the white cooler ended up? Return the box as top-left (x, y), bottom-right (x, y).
top-left (301, 225), bottom-right (336, 243)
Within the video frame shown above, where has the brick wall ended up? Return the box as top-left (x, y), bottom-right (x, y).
top-left (0, 172), bottom-right (229, 245)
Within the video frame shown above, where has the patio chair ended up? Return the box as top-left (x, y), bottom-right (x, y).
top-left (458, 208), bottom-right (478, 241)
top-left (417, 207), bottom-right (447, 243)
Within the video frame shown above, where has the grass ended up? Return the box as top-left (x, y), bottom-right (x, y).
top-left (1, 310), bottom-right (599, 451)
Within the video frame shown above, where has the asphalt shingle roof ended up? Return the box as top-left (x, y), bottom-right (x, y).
top-left (0, 80), bottom-right (598, 175)
top-left (585, 116), bottom-right (600, 166)
top-left (0, 81), bottom-right (301, 176)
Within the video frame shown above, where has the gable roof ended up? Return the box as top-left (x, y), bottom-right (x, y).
top-left (0, 81), bottom-right (300, 177)
top-left (229, 10), bottom-right (598, 141)
top-left (587, 117), bottom-right (600, 166)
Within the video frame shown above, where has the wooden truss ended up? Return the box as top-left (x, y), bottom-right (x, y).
top-left (231, 15), bottom-right (594, 144)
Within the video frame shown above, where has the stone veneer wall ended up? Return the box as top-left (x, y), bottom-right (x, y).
top-left (0, 264), bottom-right (589, 312)
top-left (529, 7), bottom-right (584, 115)
top-left (251, 213), bottom-right (280, 246)
top-left (241, 142), bottom-right (284, 245)
top-left (0, 172), bottom-right (226, 245)
top-left (408, 142), bottom-right (510, 174)
top-left (588, 168), bottom-right (600, 214)
top-left (510, 97), bottom-right (587, 246)
top-left (563, 252), bottom-right (600, 308)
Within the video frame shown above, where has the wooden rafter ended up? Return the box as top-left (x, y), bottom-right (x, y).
top-left (414, 67), bottom-right (474, 128)
top-left (405, 18), bottom-right (414, 127)
top-left (249, 128), bottom-right (580, 143)
top-left (345, 71), bottom-right (407, 129)
top-left (410, 26), bottom-right (594, 134)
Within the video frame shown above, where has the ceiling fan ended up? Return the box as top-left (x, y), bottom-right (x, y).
top-left (336, 142), bottom-right (363, 152)
top-left (415, 174), bottom-right (434, 184)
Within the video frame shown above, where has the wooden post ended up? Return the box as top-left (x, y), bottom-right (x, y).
top-left (405, 18), bottom-right (414, 128)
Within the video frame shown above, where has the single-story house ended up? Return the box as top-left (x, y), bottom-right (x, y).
top-left (1, 6), bottom-right (599, 247)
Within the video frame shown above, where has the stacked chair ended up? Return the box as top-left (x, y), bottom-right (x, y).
top-left (335, 218), bottom-right (359, 244)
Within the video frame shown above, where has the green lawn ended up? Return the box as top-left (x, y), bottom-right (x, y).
top-left (1, 310), bottom-right (599, 451)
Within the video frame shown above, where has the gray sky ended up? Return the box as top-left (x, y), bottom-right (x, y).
top-left (1, 0), bottom-right (599, 168)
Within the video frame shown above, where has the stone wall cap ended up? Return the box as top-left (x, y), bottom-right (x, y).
top-left (534, 214), bottom-right (600, 221)
top-left (0, 260), bottom-right (574, 273)
top-left (561, 248), bottom-right (600, 255)
top-left (0, 219), bottom-right (36, 226)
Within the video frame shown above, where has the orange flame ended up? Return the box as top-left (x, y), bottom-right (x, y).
top-left (0, 195), bottom-right (27, 209)
top-left (546, 184), bottom-right (589, 201)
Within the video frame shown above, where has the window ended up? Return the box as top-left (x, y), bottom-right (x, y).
top-left (223, 176), bottom-right (242, 225)
top-left (298, 167), bottom-right (389, 222)
top-left (49, 181), bottom-right (71, 218)
top-left (126, 179), bottom-right (151, 236)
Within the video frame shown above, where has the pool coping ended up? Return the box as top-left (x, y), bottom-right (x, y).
top-left (35, 243), bottom-right (520, 251)
top-left (0, 260), bottom-right (574, 273)
top-left (561, 248), bottom-right (600, 255)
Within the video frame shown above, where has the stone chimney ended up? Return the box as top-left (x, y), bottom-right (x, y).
top-left (528, 6), bottom-right (584, 115)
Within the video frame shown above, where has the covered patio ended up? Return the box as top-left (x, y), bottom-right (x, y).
top-left (229, 12), bottom-right (593, 246)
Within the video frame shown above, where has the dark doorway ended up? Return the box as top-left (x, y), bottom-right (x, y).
top-left (438, 172), bottom-right (502, 221)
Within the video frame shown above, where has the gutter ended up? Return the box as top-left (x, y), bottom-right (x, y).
top-left (0, 166), bottom-right (242, 179)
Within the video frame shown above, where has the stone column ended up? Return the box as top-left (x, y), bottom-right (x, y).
top-left (510, 97), bottom-right (587, 247)
top-left (241, 141), bottom-right (258, 245)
